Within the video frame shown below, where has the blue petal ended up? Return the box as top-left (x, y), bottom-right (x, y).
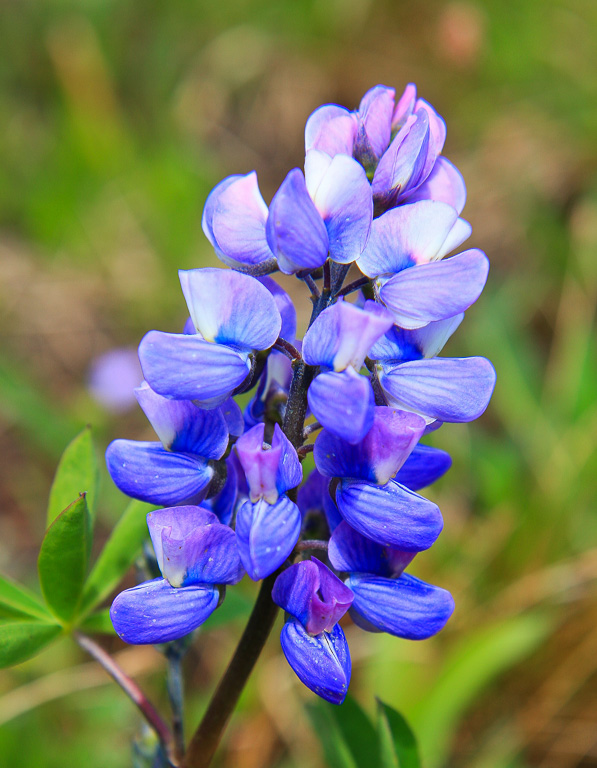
top-left (147, 506), bottom-right (217, 575)
top-left (138, 331), bottom-right (251, 404)
top-left (336, 479), bottom-right (443, 551)
top-left (280, 619), bottom-right (351, 704)
top-left (163, 520), bottom-right (244, 587)
top-left (205, 172), bottom-right (274, 269)
top-left (370, 315), bottom-right (464, 364)
top-left (135, 382), bottom-right (228, 458)
top-left (329, 521), bottom-right (415, 577)
top-left (235, 423), bottom-right (302, 503)
top-left (258, 276), bottom-right (297, 341)
top-left (354, 85), bottom-right (395, 165)
top-left (110, 578), bottom-right (219, 645)
top-left (201, 175), bottom-right (241, 262)
top-left (235, 495), bottom-right (301, 580)
top-left (305, 151), bottom-right (373, 264)
top-left (272, 558), bottom-right (353, 634)
top-left (106, 440), bottom-right (213, 506)
top-left (266, 168), bottom-right (329, 274)
top-left (372, 110), bottom-right (429, 206)
top-left (314, 406), bottom-right (425, 485)
top-left (395, 445), bottom-right (452, 490)
top-left (357, 201), bottom-right (462, 278)
top-left (179, 268), bottom-right (282, 351)
top-left (308, 369), bottom-right (375, 445)
top-left (305, 104), bottom-right (356, 156)
top-left (405, 156), bottom-right (467, 214)
top-left (347, 573), bottom-right (454, 639)
top-left (378, 249), bottom-right (489, 329)
top-left (218, 397), bottom-right (245, 437)
top-left (303, 300), bottom-right (392, 371)
top-left (379, 357), bottom-right (497, 422)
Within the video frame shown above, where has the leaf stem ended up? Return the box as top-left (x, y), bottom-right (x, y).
top-left (73, 632), bottom-right (174, 761)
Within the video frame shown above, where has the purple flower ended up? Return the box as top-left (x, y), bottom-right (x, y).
top-left (106, 382), bottom-right (229, 506)
top-left (110, 506), bottom-right (244, 644)
top-left (202, 155), bottom-right (373, 275)
top-left (234, 423), bottom-right (303, 579)
top-left (314, 407), bottom-right (444, 550)
top-left (370, 317), bottom-right (496, 425)
top-left (302, 300), bottom-right (393, 443)
top-left (105, 81), bottom-right (495, 708)
top-left (272, 558), bottom-right (353, 704)
top-left (329, 521), bottom-right (454, 640)
top-left (87, 347), bottom-right (143, 413)
top-left (138, 268), bottom-right (282, 406)
top-left (305, 83), bottom-right (462, 213)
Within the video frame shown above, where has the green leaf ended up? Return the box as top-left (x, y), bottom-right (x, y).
top-left (47, 427), bottom-right (99, 527)
top-left (79, 608), bottom-right (115, 634)
top-left (0, 620), bottom-right (62, 668)
top-left (38, 495), bottom-right (92, 623)
top-left (377, 700), bottom-right (421, 768)
top-left (305, 701), bottom-right (358, 768)
top-left (330, 695), bottom-right (380, 768)
top-left (0, 573), bottom-right (53, 621)
top-left (79, 499), bottom-right (153, 616)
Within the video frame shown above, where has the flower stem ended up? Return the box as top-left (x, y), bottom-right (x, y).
top-left (182, 264), bottom-right (349, 767)
top-left (336, 276), bottom-right (370, 297)
top-left (73, 632), bottom-right (174, 759)
top-left (182, 572), bottom-right (280, 768)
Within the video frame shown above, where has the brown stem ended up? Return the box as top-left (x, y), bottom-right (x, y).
top-left (274, 337), bottom-right (302, 360)
top-left (295, 539), bottom-right (329, 553)
top-left (74, 632), bottom-right (174, 760)
top-left (182, 573), bottom-right (280, 768)
top-left (336, 276), bottom-right (370, 297)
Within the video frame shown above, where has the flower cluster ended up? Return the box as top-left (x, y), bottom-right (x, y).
top-left (107, 83), bottom-right (495, 705)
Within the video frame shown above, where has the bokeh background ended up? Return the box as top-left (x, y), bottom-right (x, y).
top-left (1, 0), bottom-right (596, 766)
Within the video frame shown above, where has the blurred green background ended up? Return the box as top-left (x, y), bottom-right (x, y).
top-left (1, 0), bottom-right (596, 766)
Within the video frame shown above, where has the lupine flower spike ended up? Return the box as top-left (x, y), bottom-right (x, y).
top-left (107, 82), bottom-right (495, 707)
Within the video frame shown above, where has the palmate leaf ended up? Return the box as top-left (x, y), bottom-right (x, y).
top-left (0, 621), bottom-right (62, 668)
top-left (38, 495), bottom-right (92, 623)
top-left (0, 573), bottom-right (52, 621)
top-left (377, 700), bottom-right (421, 768)
top-left (79, 608), bottom-right (115, 634)
top-left (79, 499), bottom-right (154, 617)
top-left (47, 427), bottom-right (99, 527)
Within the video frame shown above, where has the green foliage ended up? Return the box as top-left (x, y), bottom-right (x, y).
top-left (306, 696), bottom-right (421, 768)
top-left (38, 495), bottom-right (93, 623)
top-left (46, 427), bottom-right (99, 527)
top-left (0, 621), bottom-right (62, 669)
top-left (79, 608), bottom-right (115, 635)
top-left (0, 573), bottom-right (53, 621)
top-left (79, 499), bottom-right (153, 617)
top-left (377, 700), bottom-right (421, 768)
top-left (305, 700), bottom-right (358, 768)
